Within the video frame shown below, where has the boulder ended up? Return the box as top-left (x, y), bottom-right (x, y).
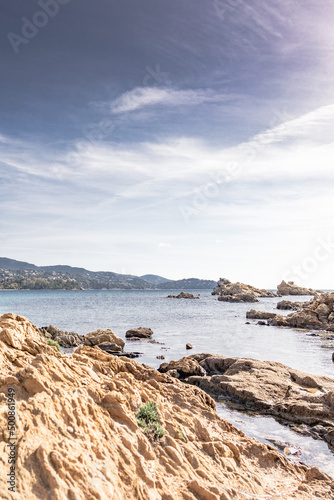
top-left (277, 280), bottom-right (318, 296)
top-left (159, 357), bottom-right (206, 378)
top-left (246, 310), bottom-right (277, 320)
top-left (167, 292), bottom-right (199, 299)
top-left (84, 329), bottom-right (125, 350)
top-left (39, 324), bottom-right (84, 348)
top-left (186, 343), bottom-right (193, 349)
top-left (213, 278), bottom-right (276, 302)
top-left (125, 327), bottom-right (153, 339)
top-left (276, 300), bottom-right (307, 310)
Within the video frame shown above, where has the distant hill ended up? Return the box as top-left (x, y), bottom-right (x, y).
top-left (140, 274), bottom-right (171, 285)
top-left (0, 257), bottom-right (38, 271)
top-left (157, 278), bottom-right (216, 290)
top-left (0, 258), bottom-right (216, 290)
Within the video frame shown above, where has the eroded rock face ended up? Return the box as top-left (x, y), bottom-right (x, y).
top-left (84, 328), bottom-right (125, 350)
top-left (212, 278), bottom-right (276, 302)
top-left (1, 313), bottom-right (334, 499)
top-left (167, 292), bottom-right (199, 299)
top-left (159, 353), bottom-right (334, 450)
top-left (277, 300), bottom-right (309, 310)
top-left (277, 280), bottom-right (318, 296)
top-left (125, 327), bottom-right (153, 339)
top-left (248, 292), bottom-right (334, 333)
top-left (38, 324), bottom-right (84, 347)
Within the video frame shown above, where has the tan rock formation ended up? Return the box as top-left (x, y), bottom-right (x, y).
top-left (1, 313), bottom-right (334, 499)
top-left (212, 278), bottom-right (276, 302)
top-left (38, 324), bottom-right (84, 347)
top-left (159, 353), bottom-right (334, 449)
top-left (277, 280), bottom-right (318, 296)
top-left (84, 328), bottom-right (125, 350)
top-left (248, 292), bottom-right (334, 332)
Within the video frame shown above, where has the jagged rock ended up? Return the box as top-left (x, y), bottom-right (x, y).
top-left (167, 292), bottom-right (199, 299)
top-left (246, 310), bottom-right (277, 320)
top-left (277, 280), bottom-right (319, 296)
top-left (249, 292), bottom-right (334, 333)
top-left (160, 353), bottom-right (334, 450)
top-left (84, 328), bottom-right (125, 350)
top-left (39, 324), bottom-right (84, 347)
top-left (277, 300), bottom-right (308, 310)
top-left (125, 327), bottom-right (153, 339)
top-left (159, 357), bottom-right (207, 378)
top-left (212, 278), bottom-right (276, 302)
top-left (1, 314), bottom-right (334, 499)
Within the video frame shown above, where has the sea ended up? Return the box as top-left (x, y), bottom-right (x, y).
top-left (1, 289), bottom-right (334, 475)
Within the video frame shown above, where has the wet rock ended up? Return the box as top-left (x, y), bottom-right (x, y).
top-left (277, 300), bottom-right (307, 310)
top-left (39, 324), bottom-right (84, 347)
top-left (156, 355), bottom-right (165, 360)
top-left (84, 329), bottom-right (125, 350)
top-left (125, 327), bottom-right (153, 339)
top-left (257, 321), bottom-right (267, 326)
top-left (277, 280), bottom-right (318, 296)
top-left (246, 310), bottom-right (277, 320)
top-left (167, 292), bottom-right (199, 299)
top-left (160, 353), bottom-right (334, 450)
top-left (186, 343), bottom-right (193, 349)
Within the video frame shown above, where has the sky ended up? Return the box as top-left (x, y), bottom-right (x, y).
top-left (0, 0), bottom-right (334, 287)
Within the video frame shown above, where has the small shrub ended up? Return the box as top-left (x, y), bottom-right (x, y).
top-left (135, 401), bottom-right (165, 440)
top-left (46, 339), bottom-right (61, 352)
top-left (178, 430), bottom-right (185, 440)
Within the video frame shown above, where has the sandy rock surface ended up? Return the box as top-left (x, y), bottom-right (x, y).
top-left (1, 313), bottom-right (334, 499)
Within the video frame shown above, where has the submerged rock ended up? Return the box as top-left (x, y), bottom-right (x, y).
top-left (159, 352), bottom-right (334, 450)
top-left (0, 313), bottom-right (334, 499)
top-left (277, 280), bottom-right (319, 296)
top-left (39, 324), bottom-right (84, 347)
top-left (212, 278), bottom-right (276, 302)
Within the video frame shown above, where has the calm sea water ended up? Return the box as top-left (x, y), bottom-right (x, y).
top-left (1, 289), bottom-right (334, 475)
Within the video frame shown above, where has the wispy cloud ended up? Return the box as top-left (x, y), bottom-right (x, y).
top-left (109, 87), bottom-right (233, 114)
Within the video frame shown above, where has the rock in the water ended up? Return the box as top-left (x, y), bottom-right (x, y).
top-left (277, 300), bottom-right (308, 310)
top-left (167, 292), bottom-right (199, 299)
top-left (248, 292), bottom-right (334, 333)
top-left (1, 313), bottom-right (334, 499)
top-left (212, 278), bottom-right (276, 302)
top-left (84, 328), bottom-right (125, 350)
top-left (125, 327), bottom-right (153, 339)
top-left (39, 324), bottom-right (84, 347)
top-left (277, 280), bottom-right (319, 296)
top-left (186, 343), bottom-right (194, 349)
top-left (159, 352), bottom-right (334, 450)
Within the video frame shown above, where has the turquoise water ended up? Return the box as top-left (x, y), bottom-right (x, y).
top-left (1, 289), bottom-right (334, 475)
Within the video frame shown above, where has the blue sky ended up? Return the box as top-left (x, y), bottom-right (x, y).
top-left (1, 0), bottom-right (334, 286)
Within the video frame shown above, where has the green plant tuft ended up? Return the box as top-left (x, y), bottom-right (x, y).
top-left (46, 339), bottom-right (61, 352)
top-left (135, 401), bottom-right (165, 440)
top-left (178, 430), bottom-right (185, 440)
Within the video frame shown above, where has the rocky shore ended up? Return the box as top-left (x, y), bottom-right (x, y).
top-left (212, 278), bottom-right (276, 302)
top-left (247, 292), bottom-right (334, 332)
top-left (159, 354), bottom-right (334, 450)
top-left (1, 313), bottom-right (334, 498)
top-left (277, 280), bottom-right (319, 296)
